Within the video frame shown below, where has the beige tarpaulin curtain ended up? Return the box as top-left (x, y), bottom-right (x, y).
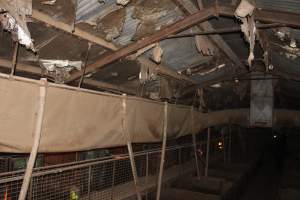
top-left (0, 74), bottom-right (300, 153)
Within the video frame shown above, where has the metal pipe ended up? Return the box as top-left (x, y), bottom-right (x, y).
top-left (156, 102), bottom-right (168, 200)
top-left (191, 107), bottom-right (200, 179)
top-left (122, 94), bottom-right (142, 200)
top-left (18, 78), bottom-right (47, 200)
top-left (205, 127), bottom-right (210, 177)
top-left (165, 23), bottom-right (283, 39)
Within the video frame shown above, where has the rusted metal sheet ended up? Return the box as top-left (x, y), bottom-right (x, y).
top-left (66, 6), bottom-right (216, 82)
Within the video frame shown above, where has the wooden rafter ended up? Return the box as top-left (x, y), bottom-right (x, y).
top-left (65, 6), bottom-right (217, 82)
top-left (0, 58), bottom-right (136, 94)
top-left (30, 9), bottom-right (197, 86)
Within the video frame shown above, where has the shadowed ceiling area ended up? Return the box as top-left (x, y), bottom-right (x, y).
top-left (0, 0), bottom-right (298, 112)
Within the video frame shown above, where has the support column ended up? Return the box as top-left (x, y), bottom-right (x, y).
top-left (18, 78), bottom-right (48, 200)
top-left (10, 42), bottom-right (19, 77)
top-left (121, 94), bottom-right (142, 200)
top-left (205, 127), bottom-right (211, 177)
top-left (191, 107), bottom-right (200, 179)
top-left (228, 125), bottom-right (232, 163)
top-left (222, 128), bottom-right (226, 163)
top-left (156, 102), bottom-right (168, 200)
top-left (78, 43), bottom-right (92, 88)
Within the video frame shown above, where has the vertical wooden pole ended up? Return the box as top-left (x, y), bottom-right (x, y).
top-left (18, 78), bottom-right (47, 200)
top-left (71, 0), bottom-right (77, 33)
top-left (191, 107), bottom-right (200, 179)
top-left (222, 128), bottom-right (226, 163)
top-left (78, 43), bottom-right (91, 88)
top-left (156, 102), bottom-right (168, 200)
top-left (228, 125), bottom-right (232, 163)
top-left (145, 152), bottom-right (149, 200)
top-left (205, 127), bottom-right (210, 177)
top-left (122, 94), bottom-right (142, 200)
top-left (10, 42), bottom-right (19, 77)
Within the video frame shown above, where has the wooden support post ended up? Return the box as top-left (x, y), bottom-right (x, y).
top-left (205, 127), bottom-right (210, 177)
top-left (71, 0), bottom-right (77, 33)
top-left (18, 78), bottom-right (47, 200)
top-left (222, 128), bottom-right (226, 163)
top-left (228, 125), bottom-right (232, 163)
top-left (121, 94), bottom-right (142, 200)
top-left (156, 102), bottom-right (168, 200)
top-left (10, 42), bottom-right (19, 77)
top-left (191, 107), bottom-right (200, 179)
top-left (78, 43), bottom-right (92, 88)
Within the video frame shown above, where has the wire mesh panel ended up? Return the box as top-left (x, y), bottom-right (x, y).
top-left (0, 177), bottom-right (24, 200)
top-left (0, 157), bottom-right (9, 173)
top-left (88, 161), bottom-right (114, 200)
top-left (0, 144), bottom-right (197, 200)
top-left (32, 166), bottom-right (89, 200)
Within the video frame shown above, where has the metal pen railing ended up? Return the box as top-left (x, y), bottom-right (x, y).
top-left (0, 144), bottom-right (195, 200)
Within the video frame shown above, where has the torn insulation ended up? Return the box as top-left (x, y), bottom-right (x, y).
top-left (0, 0), bottom-right (35, 51)
top-left (235, 0), bottom-right (256, 67)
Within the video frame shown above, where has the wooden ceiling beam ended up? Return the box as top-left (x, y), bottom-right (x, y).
top-left (66, 6), bottom-right (216, 82)
top-left (0, 58), bottom-right (136, 94)
top-left (30, 9), bottom-right (197, 85)
top-left (31, 9), bottom-right (118, 50)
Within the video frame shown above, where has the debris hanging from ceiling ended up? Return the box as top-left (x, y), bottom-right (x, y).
top-left (96, 7), bottom-right (126, 41)
top-left (139, 62), bottom-right (157, 84)
top-left (0, 0), bottom-right (35, 51)
top-left (116, 0), bottom-right (130, 6)
top-left (235, 0), bottom-right (256, 67)
top-left (152, 43), bottom-right (163, 64)
top-left (39, 59), bottom-right (82, 83)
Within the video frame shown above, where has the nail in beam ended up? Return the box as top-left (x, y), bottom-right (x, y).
top-left (205, 127), bottom-right (211, 177)
top-left (156, 102), bottom-right (168, 200)
top-left (122, 94), bottom-right (142, 200)
top-left (18, 78), bottom-right (48, 200)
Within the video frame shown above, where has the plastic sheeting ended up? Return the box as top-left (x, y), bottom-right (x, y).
top-left (0, 74), bottom-right (300, 153)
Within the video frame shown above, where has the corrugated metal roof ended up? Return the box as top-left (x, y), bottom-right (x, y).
top-left (254, 0), bottom-right (300, 14)
top-left (157, 36), bottom-right (206, 71)
top-left (75, 0), bottom-right (208, 72)
top-left (76, 0), bottom-right (118, 22)
top-left (114, 2), bottom-right (182, 46)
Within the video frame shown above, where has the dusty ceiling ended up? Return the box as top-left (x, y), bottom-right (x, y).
top-left (0, 0), bottom-right (299, 110)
